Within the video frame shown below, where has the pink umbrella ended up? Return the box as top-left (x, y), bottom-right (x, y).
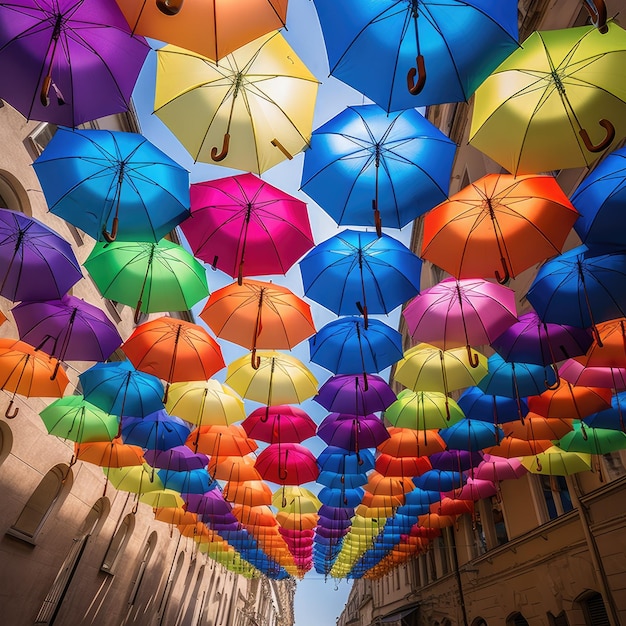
top-left (403, 277), bottom-right (518, 366)
top-left (559, 359), bottom-right (626, 390)
top-left (255, 443), bottom-right (319, 485)
top-left (181, 173), bottom-right (314, 284)
top-left (446, 477), bottom-right (498, 501)
top-left (242, 405), bottom-right (317, 444)
top-left (472, 454), bottom-right (528, 482)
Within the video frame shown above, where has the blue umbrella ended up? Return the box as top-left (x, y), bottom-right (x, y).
top-left (583, 392), bottom-right (626, 430)
top-left (413, 470), bottom-right (465, 492)
top-left (157, 468), bottom-right (217, 495)
top-left (313, 0), bottom-right (519, 111)
top-left (526, 244), bottom-right (626, 341)
top-left (317, 471), bottom-right (369, 489)
top-left (571, 146), bottom-right (626, 247)
top-left (317, 446), bottom-right (376, 474)
top-left (121, 411), bottom-right (191, 451)
top-left (438, 418), bottom-right (504, 451)
top-left (79, 360), bottom-right (165, 417)
top-left (318, 486), bottom-right (364, 508)
top-left (299, 230), bottom-right (422, 323)
top-left (300, 104), bottom-right (455, 233)
top-left (309, 317), bottom-right (403, 378)
top-left (33, 127), bottom-right (190, 243)
top-left (458, 386), bottom-right (529, 425)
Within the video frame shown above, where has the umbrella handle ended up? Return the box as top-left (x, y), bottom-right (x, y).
top-left (156, 0), bottom-right (184, 15)
top-left (251, 349), bottom-right (261, 370)
top-left (584, 0), bottom-right (608, 33)
top-left (278, 466), bottom-right (288, 480)
top-left (40, 76), bottom-right (52, 107)
top-left (271, 139), bottom-right (293, 160)
top-left (579, 119), bottom-right (615, 153)
top-left (134, 300), bottom-right (143, 324)
top-left (372, 200), bottom-right (382, 238)
top-left (4, 400), bottom-right (18, 419)
top-left (102, 217), bottom-right (119, 243)
top-left (50, 359), bottom-right (61, 381)
top-left (211, 133), bottom-right (231, 162)
top-left (356, 301), bottom-right (368, 330)
top-left (407, 55), bottom-right (426, 95)
top-left (545, 365), bottom-right (560, 390)
top-left (494, 257), bottom-right (510, 284)
top-left (466, 345), bottom-right (480, 368)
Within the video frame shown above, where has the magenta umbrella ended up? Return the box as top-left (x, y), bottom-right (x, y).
top-left (181, 173), bottom-right (314, 284)
top-left (403, 277), bottom-right (518, 366)
top-left (472, 453), bottom-right (528, 482)
top-left (446, 477), bottom-right (498, 501)
top-left (559, 359), bottom-right (626, 390)
top-left (316, 413), bottom-right (390, 452)
top-left (242, 405), bottom-right (317, 444)
top-left (314, 373), bottom-right (397, 416)
top-left (255, 443), bottom-right (319, 486)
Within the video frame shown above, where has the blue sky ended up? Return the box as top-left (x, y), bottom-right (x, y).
top-left (131, 0), bottom-right (414, 621)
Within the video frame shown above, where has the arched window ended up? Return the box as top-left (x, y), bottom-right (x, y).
top-left (128, 531), bottom-right (158, 607)
top-left (9, 463), bottom-right (72, 541)
top-left (101, 513), bottom-right (135, 574)
top-left (506, 613), bottom-right (530, 626)
top-left (0, 420), bottom-right (13, 466)
top-left (156, 550), bottom-right (185, 626)
top-left (578, 591), bottom-right (610, 626)
top-left (472, 619), bottom-right (488, 626)
top-left (548, 611), bottom-right (569, 626)
top-left (0, 170), bottom-right (31, 214)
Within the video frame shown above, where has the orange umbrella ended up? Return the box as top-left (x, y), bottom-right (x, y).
top-left (276, 511), bottom-right (318, 531)
top-left (115, 0), bottom-right (288, 62)
top-left (574, 318), bottom-right (626, 368)
top-left (503, 413), bottom-right (574, 441)
top-left (483, 436), bottom-right (553, 458)
top-left (0, 338), bottom-right (69, 419)
top-left (154, 507), bottom-right (198, 526)
top-left (430, 497), bottom-right (474, 517)
top-left (75, 438), bottom-right (145, 467)
top-left (377, 427), bottom-right (446, 458)
top-left (375, 453), bottom-right (432, 478)
top-left (178, 521), bottom-right (213, 540)
top-left (223, 480), bottom-right (273, 507)
top-left (208, 455), bottom-right (261, 482)
top-left (527, 379), bottom-right (611, 419)
top-left (121, 316), bottom-right (225, 400)
top-left (187, 424), bottom-right (257, 457)
top-left (232, 504), bottom-right (277, 527)
top-left (421, 173), bottom-right (578, 283)
top-left (417, 512), bottom-right (456, 529)
top-left (364, 472), bottom-right (415, 496)
top-left (360, 492), bottom-right (404, 508)
top-left (200, 279), bottom-right (315, 368)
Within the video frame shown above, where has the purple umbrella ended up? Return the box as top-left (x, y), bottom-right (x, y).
top-left (0, 208), bottom-right (82, 302)
top-left (491, 310), bottom-right (593, 366)
top-left (144, 446), bottom-right (208, 473)
top-left (314, 373), bottom-right (397, 416)
top-left (318, 505), bottom-right (354, 521)
top-left (12, 295), bottom-right (122, 371)
top-left (317, 413), bottom-right (390, 452)
top-left (184, 490), bottom-right (232, 517)
top-left (0, 0), bottom-right (150, 127)
top-left (429, 450), bottom-right (483, 473)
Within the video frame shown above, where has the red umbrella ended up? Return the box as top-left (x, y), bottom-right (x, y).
top-left (255, 443), bottom-right (319, 485)
top-left (242, 405), bottom-right (317, 444)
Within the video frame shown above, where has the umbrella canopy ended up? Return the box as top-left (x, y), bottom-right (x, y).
top-left (375, 453), bottom-right (431, 478)
top-left (559, 359), bottom-right (626, 391)
top-left (121, 411), bottom-right (191, 451)
top-left (309, 317), bottom-right (403, 377)
top-left (317, 447), bottom-right (376, 475)
top-left (207, 455), bottom-right (261, 483)
top-left (0, 208), bottom-right (82, 302)
top-left (115, 0), bottom-right (288, 61)
top-left (377, 427), bottom-right (446, 458)
top-left (0, 0), bottom-right (150, 127)
top-left (154, 31), bottom-right (319, 174)
top-left (224, 480), bottom-right (273, 507)
top-left (186, 424), bottom-right (257, 457)
top-left (469, 21), bottom-right (626, 174)
top-left (574, 318), bottom-right (626, 368)
top-left (300, 104), bottom-right (455, 233)
top-left (557, 420), bottom-right (626, 455)
top-left (314, 0), bottom-right (518, 111)
top-left (144, 446), bottom-right (208, 472)
top-left (503, 413), bottom-right (574, 442)
top-left (438, 419), bottom-right (504, 451)
top-left (473, 454), bottom-right (527, 482)
top-left (33, 128), bottom-right (190, 243)
top-left (317, 414), bottom-right (390, 452)
top-left (403, 277), bottom-right (518, 356)
top-left (314, 374), bottom-right (396, 416)
top-left (103, 463), bottom-right (164, 494)
top-left (12, 295), bottom-right (122, 367)
top-left (255, 443), bottom-right (319, 485)
top-left (521, 446), bottom-right (592, 476)
top-left (300, 230), bottom-right (422, 322)
top-left (421, 174), bottom-right (579, 282)
top-left (583, 392), bottom-right (626, 430)
top-left (158, 468), bottom-right (216, 495)
top-left (483, 436), bottom-right (553, 458)
top-left (84, 239), bottom-right (209, 322)
top-left (182, 173), bottom-right (314, 282)
top-left (76, 437), bottom-right (145, 468)
top-left (242, 405), bottom-right (317, 444)
top-left (527, 379), bottom-right (611, 420)
top-left (384, 390), bottom-right (465, 430)
top-left (457, 386), bottom-right (528, 427)
top-left (225, 351), bottom-right (318, 406)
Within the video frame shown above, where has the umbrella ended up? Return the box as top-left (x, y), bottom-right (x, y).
top-left (421, 173), bottom-right (579, 282)
top-left (375, 453), bottom-right (431, 478)
top-left (317, 414), bottom-right (390, 452)
top-left (413, 470), bottom-right (465, 492)
top-left (299, 230), bottom-right (422, 324)
top-left (154, 31), bottom-right (319, 174)
top-left (165, 380), bottom-right (245, 427)
top-left (377, 427), bottom-right (446, 458)
top-left (526, 245), bottom-right (626, 343)
top-left (457, 386), bottom-right (528, 428)
top-left (225, 351), bottom-right (318, 406)
top-left (154, 507), bottom-right (198, 527)
top-left (429, 450), bottom-right (481, 473)
top-left (33, 127), bottom-right (190, 243)
top-left (483, 436), bottom-right (553, 458)
top-left (103, 463), bottom-right (163, 494)
top-left (12, 295), bottom-right (123, 374)
top-left (314, 374), bottom-right (396, 416)
top-left (503, 414), bottom-right (574, 441)
top-left (186, 424), bottom-right (257, 457)
top-left (447, 478), bottom-right (497, 502)
top-left (384, 390), bottom-right (465, 430)
top-left (438, 419), bottom-right (504, 451)
top-left (317, 447), bottom-right (376, 475)
top-left (574, 318), bottom-right (626, 368)
top-left (115, 0), bottom-right (288, 61)
top-left (84, 239), bottom-right (209, 323)
top-left (184, 490), bottom-right (232, 517)
top-left (527, 379), bottom-right (611, 420)
top-left (314, 0), bottom-right (518, 111)
top-left (201, 279), bottom-right (315, 368)
top-left (224, 480), bottom-right (273, 507)
top-left (182, 173), bottom-right (313, 282)
top-left (318, 471), bottom-right (368, 490)
top-left (121, 411), bottom-right (191, 451)
top-left (158, 468), bottom-right (216, 495)
top-left (300, 104), bottom-right (455, 233)
top-left (139, 489), bottom-right (185, 509)
top-left (144, 446), bottom-right (208, 472)
top-left (0, 338), bottom-right (69, 419)
top-left (571, 145), bottom-right (626, 247)
top-left (0, 0), bottom-right (150, 127)
top-left (122, 316), bottom-right (224, 399)
top-left (559, 359), bottom-right (626, 391)
top-left (521, 446), bottom-right (592, 476)
top-left (491, 311), bottom-right (593, 367)
top-left (242, 405), bottom-right (317, 444)
top-left (273, 486), bottom-right (321, 513)
top-left (76, 437), bottom-right (145, 468)
top-left (309, 317), bottom-right (403, 378)
top-left (79, 360), bottom-right (164, 418)
top-left (40, 396), bottom-right (119, 443)
top-left (469, 19), bottom-right (626, 174)
top-left (0, 207), bottom-right (82, 302)
top-left (557, 420), bottom-right (626, 455)
top-left (403, 277), bottom-right (518, 360)
top-left (255, 443), bottom-right (319, 485)
top-left (207, 455), bottom-right (261, 483)
top-left (472, 454), bottom-right (527, 482)
top-left (583, 392), bottom-right (626, 430)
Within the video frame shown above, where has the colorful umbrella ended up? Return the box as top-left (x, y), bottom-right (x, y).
top-left (201, 279), bottom-right (315, 368)
top-left (503, 414), bottom-right (574, 441)
top-left (469, 20), bottom-right (626, 174)
top-left (583, 392), bottom-right (626, 430)
top-left (121, 411), bottom-right (191, 451)
top-left (384, 390), bottom-right (464, 430)
top-left (314, 374), bottom-right (397, 416)
top-left (115, 0), bottom-right (288, 61)
top-left (186, 424), bottom-right (257, 457)
top-left (527, 379), bottom-right (611, 420)
top-left (207, 455), bottom-right (261, 483)
top-left (557, 420), bottom-right (626, 455)
top-left (103, 463), bottom-right (164, 494)
top-left (438, 419), bottom-right (503, 451)
top-left (457, 386), bottom-right (528, 427)
top-left (317, 446), bottom-right (376, 474)
top-left (144, 446), bottom-right (208, 472)
top-left (573, 318), bottom-right (626, 368)
top-left (84, 239), bottom-right (209, 322)
top-left (521, 446), bottom-right (592, 476)
top-left (558, 359), bottom-right (626, 391)
top-left (76, 437), bottom-right (145, 468)
top-left (0, 0), bottom-right (150, 127)
top-left (375, 453), bottom-right (431, 478)
top-left (299, 230), bottom-right (422, 323)
top-left (154, 31), bottom-right (319, 173)
top-left (255, 443), bottom-right (319, 485)
top-left (314, 0), bottom-right (518, 111)
top-left (300, 104), bottom-right (455, 233)
top-left (0, 207), bottom-right (82, 302)
top-left (33, 128), bottom-right (190, 243)
top-left (224, 480), bottom-right (273, 507)
top-left (158, 467), bottom-right (216, 495)
top-left (472, 454), bottom-right (527, 482)
top-left (242, 405), bottom-right (317, 444)
top-left (182, 173), bottom-right (313, 282)
top-left (421, 174), bottom-right (579, 282)
top-left (377, 427), bottom-right (446, 458)
top-left (403, 277), bottom-right (518, 360)
top-left (317, 413), bottom-right (390, 452)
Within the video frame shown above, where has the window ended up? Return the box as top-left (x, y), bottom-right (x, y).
top-left (548, 611), bottom-right (569, 626)
top-left (579, 591), bottom-right (610, 626)
top-left (128, 531), bottom-right (158, 607)
top-left (0, 420), bottom-right (13, 466)
top-left (9, 463), bottom-right (72, 541)
top-left (156, 550), bottom-right (185, 625)
top-left (101, 513), bottom-right (135, 574)
top-left (601, 451), bottom-right (626, 481)
top-left (506, 613), bottom-right (529, 626)
top-left (540, 475), bottom-right (573, 520)
top-left (27, 123), bottom-right (58, 157)
top-left (472, 620), bottom-right (488, 626)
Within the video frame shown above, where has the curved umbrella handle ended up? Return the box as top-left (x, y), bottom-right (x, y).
top-left (40, 75), bottom-right (52, 107)
top-left (162, 381), bottom-right (171, 404)
top-left (102, 217), bottom-right (119, 243)
top-left (211, 133), bottom-right (231, 162)
top-left (466, 345), bottom-right (480, 368)
top-left (251, 349), bottom-right (261, 370)
top-left (592, 323), bottom-right (604, 348)
top-left (579, 119), bottom-right (615, 153)
top-left (584, 0), bottom-right (608, 33)
top-left (407, 55), bottom-right (426, 95)
top-left (544, 365), bottom-right (560, 391)
top-left (494, 257), bottom-right (510, 284)
top-left (50, 359), bottom-right (62, 382)
top-left (278, 466), bottom-right (288, 481)
top-left (156, 0), bottom-right (184, 15)
top-left (4, 400), bottom-right (18, 419)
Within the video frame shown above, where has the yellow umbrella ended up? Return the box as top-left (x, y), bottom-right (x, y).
top-left (154, 31), bottom-right (319, 174)
top-left (103, 463), bottom-right (164, 494)
top-left (272, 486), bottom-right (321, 513)
top-left (225, 351), bottom-right (318, 405)
top-left (139, 488), bottom-right (185, 509)
top-left (521, 445), bottom-right (592, 476)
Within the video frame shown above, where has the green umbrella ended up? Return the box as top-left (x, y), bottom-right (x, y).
top-left (84, 239), bottom-right (209, 322)
top-left (557, 420), bottom-right (626, 455)
top-left (40, 395), bottom-right (119, 443)
top-left (384, 389), bottom-right (464, 430)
